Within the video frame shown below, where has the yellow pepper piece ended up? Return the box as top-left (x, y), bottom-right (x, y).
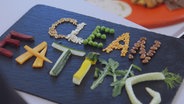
top-left (73, 58), bottom-right (92, 85)
top-left (15, 41), bottom-right (47, 64)
top-left (73, 52), bottom-right (99, 85)
top-left (32, 46), bottom-right (48, 68)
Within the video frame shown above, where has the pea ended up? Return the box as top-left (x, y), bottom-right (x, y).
top-left (92, 31), bottom-right (97, 36)
top-left (87, 37), bottom-right (92, 41)
top-left (96, 26), bottom-right (101, 30)
top-left (98, 43), bottom-right (103, 48)
top-left (101, 34), bottom-right (106, 39)
top-left (90, 34), bottom-right (95, 39)
top-left (92, 42), bottom-right (98, 47)
top-left (100, 26), bottom-right (106, 31)
top-left (83, 40), bottom-right (88, 45)
top-left (109, 29), bottom-right (115, 34)
top-left (96, 33), bottom-right (101, 38)
top-left (105, 28), bottom-right (110, 33)
top-left (88, 41), bottom-right (93, 45)
top-left (95, 29), bottom-right (100, 33)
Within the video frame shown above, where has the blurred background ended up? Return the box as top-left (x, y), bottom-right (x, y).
top-left (84, 0), bottom-right (184, 37)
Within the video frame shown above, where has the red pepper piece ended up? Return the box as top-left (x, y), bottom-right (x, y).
top-left (0, 35), bottom-right (11, 47)
top-left (0, 40), bottom-right (6, 47)
top-left (10, 30), bottom-right (34, 41)
top-left (0, 47), bottom-right (13, 58)
top-left (0, 34), bottom-right (20, 47)
top-left (5, 38), bottom-right (20, 47)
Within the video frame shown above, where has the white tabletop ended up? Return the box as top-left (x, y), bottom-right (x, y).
top-left (0, 0), bottom-right (184, 104)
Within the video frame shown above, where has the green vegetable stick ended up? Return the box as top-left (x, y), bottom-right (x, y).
top-left (49, 49), bottom-right (71, 76)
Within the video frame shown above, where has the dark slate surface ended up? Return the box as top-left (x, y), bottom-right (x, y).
top-left (0, 5), bottom-right (184, 104)
top-left (0, 71), bottom-right (27, 104)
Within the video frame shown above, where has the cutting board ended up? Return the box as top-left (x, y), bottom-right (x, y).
top-left (0, 5), bottom-right (184, 104)
top-left (123, 0), bottom-right (184, 28)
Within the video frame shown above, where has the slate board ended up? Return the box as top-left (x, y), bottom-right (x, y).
top-left (0, 5), bottom-right (184, 104)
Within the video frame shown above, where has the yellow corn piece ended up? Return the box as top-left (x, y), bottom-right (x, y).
top-left (73, 59), bottom-right (92, 85)
top-left (103, 32), bottom-right (130, 56)
top-left (15, 41), bottom-right (47, 64)
top-left (32, 46), bottom-right (47, 68)
top-left (24, 45), bottom-right (52, 63)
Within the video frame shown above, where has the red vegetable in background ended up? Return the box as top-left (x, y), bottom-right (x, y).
top-left (5, 38), bottom-right (20, 47)
top-left (10, 30), bottom-right (34, 41)
top-left (0, 40), bottom-right (6, 47)
top-left (0, 30), bottom-right (34, 57)
top-left (0, 35), bottom-right (20, 47)
top-left (0, 47), bottom-right (13, 57)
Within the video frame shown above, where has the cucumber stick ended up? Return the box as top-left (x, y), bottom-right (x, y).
top-left (145, 87), bottom-right (161, 104)
top-left (49, 49), bottom-right (71, 76)
top-left (125, 72), bottom-right (165, 104)
top-left (52, 42), bottom-right (86, 56)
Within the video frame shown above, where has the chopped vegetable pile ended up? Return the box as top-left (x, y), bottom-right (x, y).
top-left (83, 25), bottom-right (114, 48)
top-left (103, 32), bottom-right (130, 56)
top-left (128, 37), bottom-right (161, 64)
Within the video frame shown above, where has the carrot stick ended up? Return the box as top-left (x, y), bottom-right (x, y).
top-left (15, 41), bottom-right (47, 64)
top-left (24, 45), bottom-right (52, 63)
top-left (32, 46), bottom-right (47, 68)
